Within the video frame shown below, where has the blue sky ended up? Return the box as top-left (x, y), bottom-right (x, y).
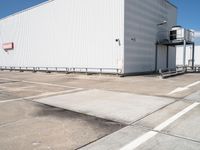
top-left (170, 0), bottom-right (200, 44)
top-left (0, 0), bottom-right (46, 19)
top-left (0, 0), bottom-right (200, 44)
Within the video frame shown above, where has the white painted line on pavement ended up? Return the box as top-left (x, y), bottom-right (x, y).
top-left (120, 131), bottom-right (157, 150)
top-left (187, 81), bottom-right (200, 88)
top-left (0, 85), bottom-right (36, 92)
top-left (0, 88), bottom-right (82, 104)
top-left (168, 87), bottom-right (188, 95)
top-left (120, 102), bottom-right (200, 150)
top-left (168, 81), bottom-right (200, 95)
top-left (0, 98), bottom-right (26, 104)
top-left (154, 102), bottom-right (199, 131)
top-left (0, 77), bottom-right (80, 89)
top-left (0, 77), bottom-right (19, 82)
top-left (22, 80), bottom-right (80, 89)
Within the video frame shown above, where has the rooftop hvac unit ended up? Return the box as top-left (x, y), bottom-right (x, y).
top-left (170, 26), bottom-right (193, 42)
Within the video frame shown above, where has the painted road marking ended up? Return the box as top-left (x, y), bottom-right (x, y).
top-left (0, 77), bottom-right (80, 89)
top-left (168, 81), bottom-right (200, 95)
top-left (0, 85), bottom-right (36, 92)
top-left (0, 88), bottom-right (83, 104)
top-left (120, 102), bottom-right (200, 150)
top-left (22, 80), bottom-right (79, 89)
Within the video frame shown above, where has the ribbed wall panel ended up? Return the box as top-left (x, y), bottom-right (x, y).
top-left (124, 0), bottom-right (177, 73)
top-left (177, 46), bottom-right (200, 66)
top-left (0, 0), bottom-right (177, 74)
top-left (0, 0), bottom-right (124, 73)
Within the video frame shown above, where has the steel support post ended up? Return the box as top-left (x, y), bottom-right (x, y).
top-left (183, 40), bottom-right (186, 67)
top-left (166, 46), bottom-right (169, 69)
top-left (192, 43), bottom-right (195, 70)
top-left (155, 43), bottom-right (158, 72)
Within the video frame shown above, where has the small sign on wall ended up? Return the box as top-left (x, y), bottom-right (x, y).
top-left (2, 42), bottom-right (14, 51)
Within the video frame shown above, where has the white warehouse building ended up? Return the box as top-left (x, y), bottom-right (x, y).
top-left (0, 0), bottom-right (177, 75)
top-left (177, 46), bottom-right (200, 66)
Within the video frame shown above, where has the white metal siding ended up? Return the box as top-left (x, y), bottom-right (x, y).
top-left (0, 0), bottom-right (124, 73)
top-left (124, 0), bottom-right (177, 74)
top-left (176, 46), bottom-right (200, 66)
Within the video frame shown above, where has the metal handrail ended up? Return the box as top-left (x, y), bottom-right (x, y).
top-left (0, 66), bottom-right (123, 75)
top-left (157, 28), bottom-right (194, 42)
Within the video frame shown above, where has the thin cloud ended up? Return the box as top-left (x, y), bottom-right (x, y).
top-left (194, 31), bottom-right (200, 38)
top-left (193, 31), bottom-right (200, 45)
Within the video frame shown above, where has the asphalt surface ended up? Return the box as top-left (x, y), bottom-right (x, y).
top-left (0, 71), bottom-right (200, 150)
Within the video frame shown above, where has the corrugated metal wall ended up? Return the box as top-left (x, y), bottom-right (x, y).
top-left (0, 0), bottom-right (124, 73)
top-left (124, 0), bottom-right (177, 74)
top-left (0, 0), bottom-right (177, 74)
top-left (177, 46), bottom-right (200, 66)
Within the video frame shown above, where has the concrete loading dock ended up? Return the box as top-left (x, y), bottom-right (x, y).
top-left (0, 0), bottom-right (177, 75)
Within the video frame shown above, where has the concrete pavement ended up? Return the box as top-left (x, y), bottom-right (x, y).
top-left (0, 71), bottom-right (200, 149)
top-left (35, 89), bottom-right (175, 124)
top-left (80, 126), bottom-right (200, 150)
top-left (0, 100), bottom-right (123, 150)
top-left (80, 101), bottom-right (200, 150)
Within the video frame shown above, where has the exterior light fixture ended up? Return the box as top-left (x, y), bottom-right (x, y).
top-left (157, 20), bottom-right (167, 26)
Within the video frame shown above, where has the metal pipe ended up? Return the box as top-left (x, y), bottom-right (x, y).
top-left (166, 46), bottom-right (169, 69)
top-left (183, 40), bottom-right (186, 66)
top-left (155, 43), bottom-right (158, 72)
top-left (192, 43), bottom-right (195, 70)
